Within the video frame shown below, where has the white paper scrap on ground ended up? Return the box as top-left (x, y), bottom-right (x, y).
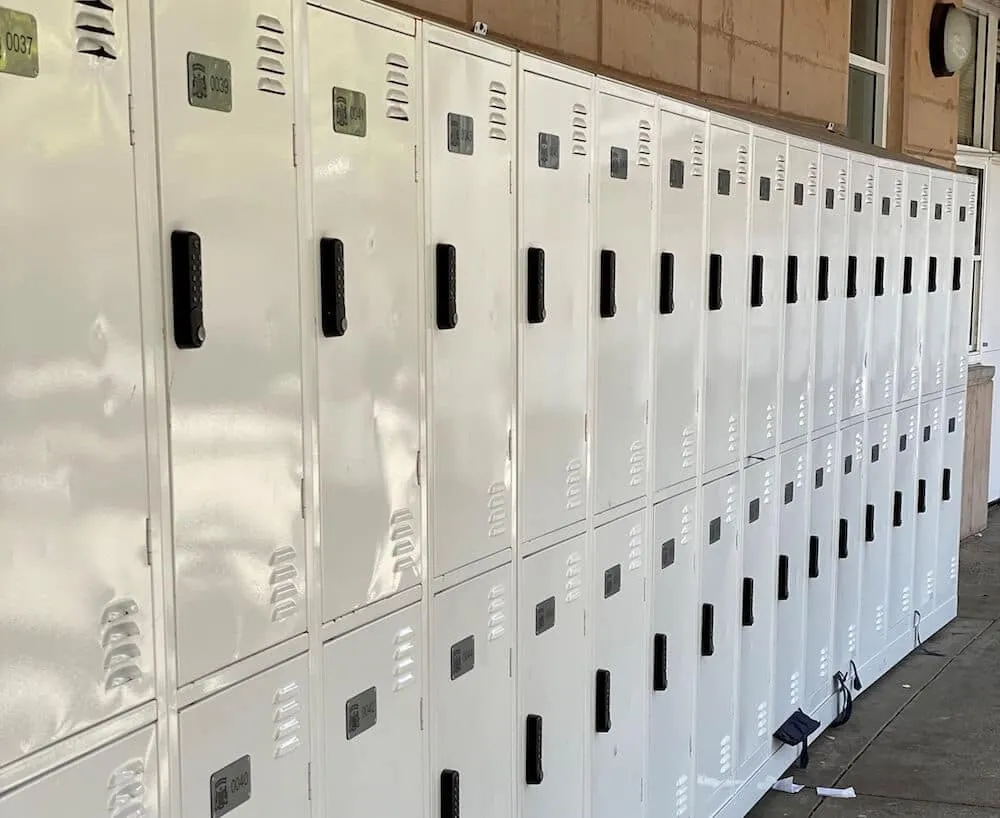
top-left (816, 786), bottom-right (856, 798)
top-left (772, 777), bottom-right (805, 794)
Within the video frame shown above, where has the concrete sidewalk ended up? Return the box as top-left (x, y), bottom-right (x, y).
top-left (749, 506), bottom-right (1000, 818)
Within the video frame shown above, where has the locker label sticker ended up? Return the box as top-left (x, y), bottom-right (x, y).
top-left (187, 53), bottom-right (232, 112)
top-left (345, 686), bottom-right (377, 739)
top-left (450, 635), bottom-right (475, 680)
top-left (333, 87), bottom-right (367, 137)
top-left (661, 539), bottom-right (676, 569)
top-left (610, 147), bottom-right (628, 180)
top-left (538, 132), bottom-right (560, 169)
top-left (0, 8), bottom-right (38, 78)
top-left (603, 564), bottom-right (621, 598)
top-left (447, 113), bottom-right (474, 155)
top-left (210, 755), bottom-right (251, 818)
top-left (535, 596), bottom-right (556, 635)
top-left (669, 159), bottom-right (685, 189)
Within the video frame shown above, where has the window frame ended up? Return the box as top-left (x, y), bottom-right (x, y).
top-left (956, 154), bottom-right (988, 360)
top-left (956, 0), bottom-right (997, 152)
top-left (848, 0), bottom-right (892, 147)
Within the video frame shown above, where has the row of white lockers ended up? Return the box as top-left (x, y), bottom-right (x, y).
top-left (0, 0), bottom-right (972, 816)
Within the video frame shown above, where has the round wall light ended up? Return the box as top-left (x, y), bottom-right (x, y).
top-left (930, 2), bottom-right (974, 77)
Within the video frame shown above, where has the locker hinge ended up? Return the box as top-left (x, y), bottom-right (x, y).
top-left (144, 517), bottom-right (152, 567)
top-left (508, 430), bottom-right (513, 461)
top-left (509, 647), bottom-right (513, 678)
top-left (644, 401), bottom-right (649, 424)
top-left (641, 777), bottom-right (645, 802)
top-left (587, 172), bottom-right (591, 203)
top-left (584, 413), bottom-right (589, 443)
top-left (419, 696), bottom-right (424, 731)
top-left (583, 610), bottom-right (587, 636)
top-left (307, 762), bottom-right (312, 801)
top-left (508, 160), bottom-right (513, 195)
top-left (300, 478), bottom-right (306, 519)
top-left (413, 145), bottom-right (419, 183)
top-left (416, 449), bottom-right (422, 486)
top-left (292, 123), bottom-right (298, 168)
top-left (127, 93), bottom-right (135, 146)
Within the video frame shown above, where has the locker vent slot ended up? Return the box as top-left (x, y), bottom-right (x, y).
top-left (846, 256), bottom-right (858, 298)
top-left (269, 546), bottom-right (300, 622)
top-left (946, 185), bottom-right (954, 214)
top-left (637, 119), bottom-right (652, 167)
top-left (750, 255), bottom-right (764, 307)
top-left (389, 508), bottom-right (417, 574)
top-left (100, 598), bottom-right (143, 691)
top-left (571, 102), bottom-right (588, 157)
top-left (273, 681), bottom-right (304, 757)
top-left (108, 759), bottom-right (146, 818)
top-left (865, 173), bottom-right (875, 203)
top-left (486, 583), bottom-right (507, 640)
top-left (895, 178), bottom-right (904, 207)
top-left (874, 257), bottom-right (885, 296)
top-left (775, 153), bottom-right (786, 191)
top-left (838, 168), bottom-right (848, 199)
top-left (690, 132), bottom-right (705, 177)
top-left (393, 626), bottom-right (418, 691)
top-left (808, 162), bottom-right (818, 196)
top-left (736, 144), bottom-right (749, 184)
top-left (487, 483), bottom-right (507, 539)
top-left (255, 14), bottom-right (287, 95)
top-left (488, 82), bottom-right (508, 140)
top-left (565, 550), bottom-right (584, 602)
top-left (74, 0), bottom-right (118, 60)
top-left (903, 257), bottom-right (913, 294)
top-left (386, 53), bottom-right (411, 120)
top-left (817, 256), bottom-right (830, 301)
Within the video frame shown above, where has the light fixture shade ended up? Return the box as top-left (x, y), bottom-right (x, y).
top-left (930, 2), bottom-right (974, 77)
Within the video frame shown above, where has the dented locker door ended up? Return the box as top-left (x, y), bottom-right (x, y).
top-left (914, 400), bottom-right (943, 612)
top-left (308, 5), bottom-right (422, 622)
top-left (431, 564), bottom-right (513, 818)
top-left (937, 394), bottom-right (966, 608)
top-left (592, 511), bottom-right (646, 818)
top-left (322, 604), bottom-right (423, 818)
top-left (834, 424), bottom-right (866, 672)
top-left (744, 135), bottom-right (784, 458)
top-left (922, 174), bottom-right (954, 398)
top-left (946, 177), bottom-right (977, 391)
top-left (888, 406), bottom-right (918, 645)
top-left (592, 85), bottom-right (655, 514)
top-left (153, 0), bottom-right (306, 684)
top-left (859, 414), bottom-right (893, 667)
top-left (179, 655), bottom-right (311, 818)
top-left (806, 434), bottom-right (838, 714)
top-left (0, 1), bottom-right (154, 767)
top-left (654, 107), bottom-right (706, 493)
top-left (518, 62), bottom-right (591, 544)
top-left (899, 169), bottom-right (930, 405)
top-left (842, 160), bottom-right (875, 422)
top-left (424, 34), bottom-right (514, 577)
top-left (869, 165), bottom-right (904, 415)
top-left (519, 536), bottom-right (587, 818)
top-left (649, 491), bottom-right (697, 818)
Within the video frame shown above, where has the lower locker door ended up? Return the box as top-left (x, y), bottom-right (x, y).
top-left (834, 427), bottom-right (865, 673)
top-left (888, 414), bottom-right (918, 645)
top-left (859, 419), bottom-right (892, 667)
top-left (806, 436), bottom-right (838, 713)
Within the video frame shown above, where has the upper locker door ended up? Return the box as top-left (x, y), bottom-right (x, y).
top-left (869, 164), bottom-right (905, 415)
top-left (654, 105), bottom-right (706, 494)
top-left (744, 134), bottom-right (785, 459)
top-left (424, 31), bottom-right (515, 578)
top-left (947, 176), bottom-right (977, 392)
top-left (843, 160), bottom-right (876, 422)
top-left (592, 83), bottom-right (655, 515)
top-left (153, 0), bottom-right (305, 684)
top-left (308, 4), bottom-right (422, 623)
top-left (0, 2), bottom-right (154, 766)
top-left (899, 169), bottom-right (930, 405)
top-left (806, 434), bottom-right (838, 714)
top-left (518, 58), bottom-right (592, 546)
top-left (923, 173), bottom-right (954, 398)
top-left (703, 120), bottom-right (750, 476)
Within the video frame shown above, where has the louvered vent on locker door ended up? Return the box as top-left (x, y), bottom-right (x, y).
top-left (736, 144), bottom-right (749, 184)
top-left (838, 168), bottom-right (848, 201)
top-left (392, 626), bottom-right (417, 691)
top-left (255, 14), bottom-right (287, 95)
top-left (637, 119), bottom-right (652, 167)
top-left (273, 681), bottom-right (304, 757)
top-left (807, 162), bottom-right (818, 196)
top-left (775, 153), bottom-right (786, 192)
top-left (674, 776), bottom-right (689, 817)
top-left (627, 523), bottom-right (643, 572)
top-left (101, 598), bottom-right (143, 692)
top-left (107, 759), bottom-right (147, 818)
top-left (386, 53), bottom-right (410, 121)
top-left (564, 550), bottom-right (584, 603)
top-left (488, 81), bottom-right (508, 141)
top-left (487, 583), bottom-right (507, 641)
top-left (74, 0), bottom-right (118, 60)
top-left (946, 184), bottom-right (955, 214)
top-left (571, 103), bottom-right (588, 157)
top-left (269, 546), bottom-right (300, 623)
top-left (921, 183), bottom-right (930, 211)
top-left (894, 178), bottom-right (904, 208)
top-left (719, 735), bottom-right (732, 775)
top-left (725, 483), bottom-right (738, 524)
top-left (864, 173), bottom-right (875, 205)
top-left (487, 482), bottom-right (508, 538)
top-left (629, 438), bottom-right (645, 487)
top-left (566, 457), bottom-right (584, 509)
top-left (690, 132), bottom-right (705, 177)
top-left (390, 509), bottom-right (417, 574)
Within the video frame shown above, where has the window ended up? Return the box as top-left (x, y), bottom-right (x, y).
top-left (958, 163), bottom-right (986, 354)
top-left (958, 7), bottom-right (993, 148)
top-left (847, 0), bottom-right (890, 146)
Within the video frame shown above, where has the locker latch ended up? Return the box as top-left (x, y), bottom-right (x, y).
top-left (653, 634), bottom-right (669, 691)
top-left (441, 769), bottom-right (460, 817)
top-left (170, 230), bottom-right (205, 349)
top-left (526, 247), bottom-right (546, 324)
top-left (595, 669), bottom-right (612, 732)
top-left (525, 714), bottom-right (544, 785)
top-left (320, 237), bottom-right (347, 337)
top-left (436, 243), bottom-right (458, 330)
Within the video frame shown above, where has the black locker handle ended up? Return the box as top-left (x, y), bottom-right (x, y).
top-left (170, 230), bottom-right (206, 349)
top-left (708, 254), bottom-right (723, 311)
top-left (526, 247), bottom-right (546, 324)
top-left (742, 578), bottom-right (755, 627)
top-left (918, 479), bottom-right (927, 513)
top-left (320, 237), bottom-right (347, 338)
top-left (953, 257), bottom-right (962, 291)
top-left (786, 255), bottom-right (799, 304)
top-left (525, 715), bottom-right (544, 785)
top-left (838, 518), bottom-right (849, 559)
top-left (751, 255), bottom-right (764, 307)
top-left (436, 243), bottom-right (458, 330)
top-left (893, 491), bottom-right (903, 527)
top-left (595, 669), bottom-right (612, 733)
top-left (441, 769), bottom-right (460, 818)
top-left (809, 536), bottom-right (820, 579)
top-left (817, 256), bottom-right (830, 301)
top-left (847, 255), bottom-right (858, 298)
top-left (599, 250), bottom-right (617, 318)
top-left (874, 256), bottom-right (886, 297)
top-left (701, 604), bottom-right (715, 656)
top-left (777, 555), bottom-right (790, 600)
top-left (653, 633), bottom-right (669, 691)
top-left (865, 504), bottom-right (876, 542)
top-left (659, 253), bottom-right (675, 314)
top-left (942, 468), bottom-right (952, 502)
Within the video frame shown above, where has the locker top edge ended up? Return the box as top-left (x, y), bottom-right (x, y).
top-left (424, 20), bottom-right (514, 65)
top-left (307, 0), bottom-right (416, 35)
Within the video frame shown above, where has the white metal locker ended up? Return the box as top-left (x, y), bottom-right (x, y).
top-left (859, 413), bottom-right (893, 667)
top-left (946, 176), bottom-right (977, 391)
top-left (805, 433), bottom-right (838, 714)
top-left (649, 491), bottom-right (697, 818)
top-left (592, 83), bottom-right (656, 515)
top-left (179, 655), bottom-right (310, 818)
top-left (782, 141), bottom-right (819, 446)
top-left (869, 164), bottom-right (905, 415)
top-left (937, 393), bottom-right (966, 609)
top-left (0, 1), bottom-right (154, 766)
top-left (591, 511), bottom-right (646, 818)
top-left (518, 57), bottom-right (592, 546)
top-left (424, 29), bottom-right (515, 578)
top-left (308, 3), bottom-right (422, 622)
top-left (888, 406), bottom-right (918, 646)
top-left (153, 0), bottom-right (306, 684)
top-left (702, 119), bottom-right (750, 477)
top-left (814, 149), bottom-right (848, 433)
top-left (744, 134), bottom-right (785, 459)
top-left (899, 168), bottom-right (930, 406)
top-left (773, 446), bottom-right (809, 726)
top-left (842, 159), bottom-right (875, 422)
top-left (922, 173), bottom-right (954, 398)
top-left (737, 460), bottom-right (777, 782)
top-left (519, 536), bottom-right (587, 818)
top-left (694, 473), bottom-right (739, 817)
top-left (0, 726), bottom-right (157, 818)
top-left (322, 604), bottom-right (423, 818)
top-left (914, 399), bottom-right (943, 612)
top-left (654, 104), bottom-right (707, 493)
top-left (834, 423), bottom-right (866, 672)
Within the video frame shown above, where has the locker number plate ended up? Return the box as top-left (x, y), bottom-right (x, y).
top-left (604, 564), bottom-right (622, 598)
top-left (450, 635), bottom-right (475, 680)
top-left (346, 686), bottom-right (378, 739)
top-left (538, 132), bottom-right (560, 170)
top-left (187, 52), bottom-right (232, 112)
top-left (333, 87), bottom-right (367, 137)
top-left (210, 755), bottom-right (251, 818)
top-left (0, 8), bottom-right (38, 78)
top-left (535, 596), bottom-right (556, 635)
top-left (610, 146), bottom-right (628, 180)
top-left (447, 113), bottom-right (474, 155)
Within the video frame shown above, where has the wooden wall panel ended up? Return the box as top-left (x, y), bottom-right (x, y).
top-left (601, 0), bottom-right (700, 89)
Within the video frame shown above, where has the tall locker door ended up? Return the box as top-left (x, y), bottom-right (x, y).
top-left (309, 5), bottom-right (422, 623)
top-left (859, 414), bottom-right (893, 667)
top-left (773, 447), bottom-right (809, 727)
top-left (914, 400), bottom-right (943, 613)
top-left (518, 59), bottom-right (592, 545)
top-left (806, 434), bottom-right (838, 714)
top-left (937, 394), bottom-right (966, 608)
top-left (737, 461), bottom-right (778, 784)
top-left (888, 406), bottom-right (918, 645)
top-left (649, 491), bottom-right (697, 818)
top-left (424, 31), bottom-right (514, 578)
top-left (153, 0), bottom-right (305, 684)
top-left (322, 605), bottom-right (423, 818)
top-left (744, 135), bottom-right (785, 459)
top-left (842, 160), bottom-right (876, 422)
top-left (0, 727), bottom-right (157, 817)
top-left (519, 537), bottom-right (587, 818)
top-left (834, 424), bottom-right (866, 672)
top-left (179, 655), bottom-right (311, 818)
top-left (869, 165), bottom-right (905, 415)
top-left (592, 511), bottom-right (647, 818)
top-left (0, 2), bottom-right (154, 765)
top-left (814, 150), bottom-right (848, 433)
top-left (946, 177), bottom-right (977, 391)
top-left (899, 169), bottom-right (930, 405)
top-left (694, 474), bottom-right (739, 817)
top-left (782, 143), bottom-right (819, 446)
top-left (703, 121), bottom-right (750, 476)
top-left (431, 564), bottom-right (513, 818)
top-left (922, 174), bottom-right (955, 398)
top-left (654, 106), bottom-right (707, 493)
top-left (592, 84), bottom-right (656, 514)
